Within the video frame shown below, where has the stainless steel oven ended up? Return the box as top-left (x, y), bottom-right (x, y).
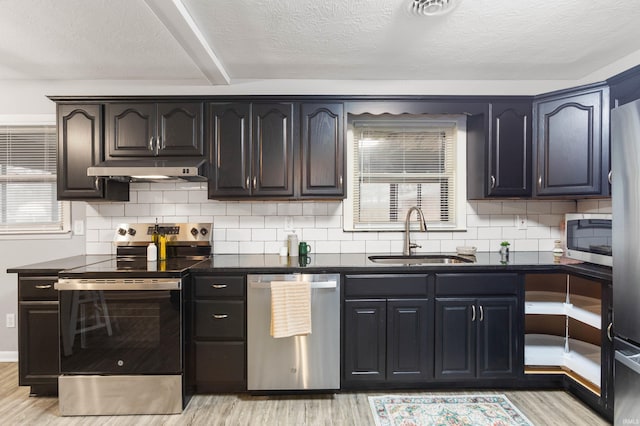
top-left (55, 277), bottom-right (184, 416)
top-left (53, 222), bottom-right (212, 416)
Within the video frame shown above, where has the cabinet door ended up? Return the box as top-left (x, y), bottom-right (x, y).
top-left (435, 298), bottom-right (475, 379)
top-left (157, 102), bottom-right (203, 156)
top-left (208, 103), bottom-right (251, 197)
top-left (387, 299), bottom-right (432, 382)
top-left (57, 104), bottom-right (128, 200)
top-left (300, 103), bottom-right (344, 197)
top-left (18, 302), bottom-right (59, 386)
top-left (477, 297), bottom-right (519, 378)
top-left (106, 103), bottom-right (156, 157)
top-left (252, 103), bottom-right (294, 197)
top-left (488, 102), bottom-right (532, 197)
top-left (534, 85), bottom-right (609, 196)
top-left (194, 341), bottom-right (245, 392)
top-left (343, 299), bottom-right (386, 383)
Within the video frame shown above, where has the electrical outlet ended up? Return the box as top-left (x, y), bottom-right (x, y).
top-left (516, 215), bottom-right (528, 230)
top-left (73, 219), bottom-right (85, 236)
top-left (6, 313), bottom-right (15, 328)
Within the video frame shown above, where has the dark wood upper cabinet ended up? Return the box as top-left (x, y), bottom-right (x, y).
top-left (252, 103), bottom-right (294, 196)
top-left (208, 102), bottom-right (293, 198)
top-left (57, 104), bottom-right (128, 201)
top-left (467, 100), bottom-right (532, 198)
top-left (106, 102), bottom-right (203, 158)
top-left (533, 83), bottom-right (610, 197)
top-left (208, 103), bottom-right (251, 197)
top-left (300, 103), bottom-right (345, 197)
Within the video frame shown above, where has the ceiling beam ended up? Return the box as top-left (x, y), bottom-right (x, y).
top-left (144, 0), bottom-right (230, 85)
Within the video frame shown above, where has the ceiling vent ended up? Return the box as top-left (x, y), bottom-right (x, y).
top-left (410, 0), bottom-right (461, 16)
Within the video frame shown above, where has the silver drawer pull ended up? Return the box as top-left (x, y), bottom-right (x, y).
top-left (212, 314), bottom-right (228, 319)
top-left (35, 284), bottom-right (52, 289)
top-left (211, 284), bottom-right (228, 289)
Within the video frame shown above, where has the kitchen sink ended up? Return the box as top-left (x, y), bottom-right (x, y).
top-left (367, 254), bottom-right (475, 265)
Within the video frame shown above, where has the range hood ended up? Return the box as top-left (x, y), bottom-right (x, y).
top-left (87, 158), bottom-right (208, 182)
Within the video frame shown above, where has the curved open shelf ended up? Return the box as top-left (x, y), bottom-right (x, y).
top-left (525, 334), bottom-right (601, 387)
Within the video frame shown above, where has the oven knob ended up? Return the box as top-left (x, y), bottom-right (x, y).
top-left (117, 360), bottom-right (124, 367)
top-left (190, 227), bottom-right (199, 237)
top-left (200, 228), bottom-right (208, 236)
top-left (128, 228), bottom-right (136, 236)
top-left (117, 228), bottom-right (127, 236)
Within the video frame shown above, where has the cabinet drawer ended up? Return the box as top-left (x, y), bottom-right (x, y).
top-left (345, 274), bottom-right (429, 297)
top-left (19, 277), bottom-right (58, 301)
top-left (435, 273), bottom-right (519, 295)
top-left (195, 300), bottom-right (245, 339)
top-left (195, 341), bottom-right (245, 387)
top-left (194, 276), bottom-right (245, 298)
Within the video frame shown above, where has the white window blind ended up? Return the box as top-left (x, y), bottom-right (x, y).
top-left (345, 115), bottom-right (466, 231)
top-left (0, 123), bottom-right (68, 233)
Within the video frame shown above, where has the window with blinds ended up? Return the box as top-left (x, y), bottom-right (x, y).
top-left (0, 122), bottom-right (68, 234)
top-left (345, 114), bottom-right (467, 231)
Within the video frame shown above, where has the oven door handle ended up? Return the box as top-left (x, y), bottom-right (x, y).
top-left (55, 279), bottom-right (181, 291)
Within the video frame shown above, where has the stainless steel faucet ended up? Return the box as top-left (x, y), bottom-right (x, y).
top-left (404, 206), bottom-right (427, 255)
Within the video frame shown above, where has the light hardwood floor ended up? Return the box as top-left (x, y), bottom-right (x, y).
top-left (0, 363), bottom-right (610, 425)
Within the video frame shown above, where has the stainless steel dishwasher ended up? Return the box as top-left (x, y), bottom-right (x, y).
top-left (247, 273), bottom-right (340, 391)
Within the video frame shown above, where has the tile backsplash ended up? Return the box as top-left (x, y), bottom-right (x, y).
top-left (84, 182), bottom-right (612, 255)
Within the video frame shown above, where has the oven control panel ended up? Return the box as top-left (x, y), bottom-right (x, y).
top-left (114, 223), bottom-right (212, 245)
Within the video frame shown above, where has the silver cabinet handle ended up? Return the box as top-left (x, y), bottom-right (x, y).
top-left (607, 322), bottom-right (613, 342)
top-left (471, 305), bottom-right (476, 322)
top-left (339, 175), bottom-right (343, 186)
top-left (94, 177), bottom-right (100, 191)
top-left (479, 305), bottom-right (484, 322)
top-left (608, 170), bottom-right (612, 184)
top-left (253, 176), bottom-right (257, 189)
top-left (35, 284), bottom-right (52, 289)
top-left (149, 137), bottom-right (154, 152)
top-left (538, 176), bottom-right (542, 188)
top-left (490, 175), bottom-right (496, 189)
top-left (211, 284), bottom-right (228, 289)
top-left (212, 314), bottom-right (228, 319)
top-left (245, 176), bottom-right (250, 188)
top-left (155, 137), bottom-right (161, 156)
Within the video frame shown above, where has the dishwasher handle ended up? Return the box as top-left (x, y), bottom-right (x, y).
top-left (249, 280), bottom-right (337, 290)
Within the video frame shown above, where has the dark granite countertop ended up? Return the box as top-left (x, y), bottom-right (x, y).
top-left (6, 255), bottom-right (113, 274)
top-left (190, 252), bottom-right (613, 281)
top-left (7, 252), bottom-right (612, 282)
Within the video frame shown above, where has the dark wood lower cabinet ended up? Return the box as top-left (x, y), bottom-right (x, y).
top-left (343, 298), bottom-right (432, 385)
top-left (194, 341), bottom-right (246, 392)
top-left (17, 275), bottom-right (59, 395)
top-left (387, 299), bottom-right (432, 381)
top-left (191, 275), bottom-right (246, 392)
top-left (435, 297), bottom-right (519, 380)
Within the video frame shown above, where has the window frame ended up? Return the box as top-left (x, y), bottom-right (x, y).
top-left (0, 114), bottom-right (71, 237)
top-left (343, 114), bottom-right (467, 232)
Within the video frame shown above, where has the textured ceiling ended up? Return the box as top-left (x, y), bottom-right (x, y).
top-left (0, 0), bottom-right (639, 84)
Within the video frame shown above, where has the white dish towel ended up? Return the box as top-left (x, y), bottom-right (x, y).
top-left (270, 280), bottom-right (312, 338)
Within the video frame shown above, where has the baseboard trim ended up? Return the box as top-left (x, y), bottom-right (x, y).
top-left (0, 351), bottom-right (18, 362)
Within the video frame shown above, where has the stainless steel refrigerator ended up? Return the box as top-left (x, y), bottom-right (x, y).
top-left (611, 98), bottom-right (640, 425)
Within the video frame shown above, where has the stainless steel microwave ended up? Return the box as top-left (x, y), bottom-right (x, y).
top-left (564, 213), bottom-right (612, 266)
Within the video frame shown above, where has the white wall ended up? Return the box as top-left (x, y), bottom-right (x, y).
top-left (0, 202), bottom-right (86, 360)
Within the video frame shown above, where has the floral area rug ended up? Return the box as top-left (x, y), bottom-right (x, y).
top-left (368, 394), bottom-right (534, 426)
